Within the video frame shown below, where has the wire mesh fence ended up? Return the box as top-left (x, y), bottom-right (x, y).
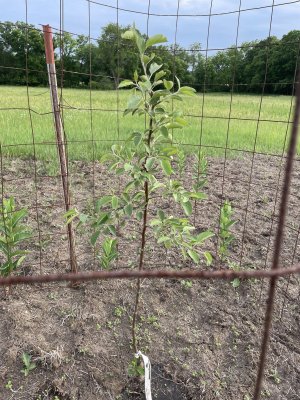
top-left (1, 1), bottom-right (300, 399)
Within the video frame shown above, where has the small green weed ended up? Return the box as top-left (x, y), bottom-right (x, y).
top-left (181, 279), bottom-right (193, 289)
top-left (218, 200), bottom-right (236, 261)
top-left (98, 237), bottom-right (118, 269)
top-left (146, 315), bottom-right (159, 326)
top-left (228, 262), bottom-right (241, 288)
top-left (193, 151), bottom-right (208, 191)
top-left (114, 306), bottom-right (125, 318)
top-left (5, 380), bottom-right (13, 390)
top-left (96, 323), bottom-right (101, 330)
top-left (21, 352), bottom-right (36, 377)
top-left (128, 358), bottom-right (144, 377)
top-left (268, 368), bottom-right (281, 384)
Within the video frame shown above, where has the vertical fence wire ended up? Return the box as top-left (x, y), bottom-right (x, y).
top-left (193, 0), bottom-right (213, 230)
top-left (88, 0), bottom-right (97, 266)
top-left (239, 1), bottom-right (275, 266)
top-left (218, 0), bottom-right (242, 255)
top-left (24, 0), bottom-right (43, 274)
top-left (163, 0), bottom-right (181, 270)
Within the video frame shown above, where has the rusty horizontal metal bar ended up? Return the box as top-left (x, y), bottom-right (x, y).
top-left (1, 263), bottom-right (300, 287)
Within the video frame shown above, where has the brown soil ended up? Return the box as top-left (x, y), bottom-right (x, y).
top-left (1, 153), bottom-right (300, 400)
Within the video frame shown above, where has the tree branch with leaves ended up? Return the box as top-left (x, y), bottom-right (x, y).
top-left (67, 26), bottom-right (214, 363)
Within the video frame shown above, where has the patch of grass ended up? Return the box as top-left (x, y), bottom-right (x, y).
top-left (0, 86), bottom-right (295, 163)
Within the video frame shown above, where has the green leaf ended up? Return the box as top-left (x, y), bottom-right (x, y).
top-left (64, 208), bottom-right (79, 224)
top-left (155, 70), bottom-right (166, 82)
top-left (175, 116), bottom-right (188, 126)
top-left (127, 95), bottom-right (142, 110)
top-left (118, 79), bottom-right (135, 88)
top-left (161, 159), bottom-right (173, 176)
top-left (149, 90), bottom-right (169, 105)
top-left (189, 192), bottom-right (207, 200)
top-left (154, 107), bottom-right (165, 114)
top-left (96, 213), bottom-right (109, 226)
top-left (122, 193), bottom-right (130, 203)
top-left (10, 250), bottom-right (27, 257)
top-left (171, 94), bottom-right (183, 102)
top-left (136, 211), bottom-right (143, 221)
top-left (121, 30), bottom-right (135, 40)
top-left (28, 362), bottom-right (36, 371)
top-left (178, 86), bottom-right (196, 96)
top-left (160, 126), bottom-right (169, 138)
top-left (157, 236), bottom-right (170, 244)
top-left (146, 34), bottom-right (167, 48)
top-left (124, 204), bottom-right (133, 217)
top-left (142, 54), bottom-right (151, 64)
top-left (231, 278), bottom-right (240, 288)
top-left (158, 210), bottom-right (165, 221)
top-left (16, 256), bottom-right (26, 267)
top-left (161, 146), bottom-right (178, 156)
top-left (22, 353), bottom-right (30, 367)
top-left (11, 209), bottom-right (27, 228)
top-left (111, 196), bottom-right (119, 209)
top-left (131, 132), bottom-right (142, 146)
top-left (139, 80), bottom-right (152, 91)
top-left (163, 79), bottom-right (174, 90)
top-left (224, 220), bottom-right (236, 229)
top-left (124, 163), bottom-right (132, 172)
top-left (166, 122), bottom-right (184, 129)
top-left (14, 232), bottom-right (31, 242)
top-left (124, 181), bottom-right (135, 192)
top-left (195, 231), bottom-right (214, 243)
top-left (204, 251), bottom-right (213, 266)
top-left (150, 219), bottom-right (161, 227)
top-left (96, 196), bottom-right (111, 210)
top-left (91, 230), bottom-right (101, 246)
top-left (149, 63), bottom-right (163, 76)
top-left (107, 225), bottom-right (117, 235)
top-left (145, 157), bottom-right (155, 171)
top-left (182, 201), bottom-right (192, 216)
top-left (123, 108), bottom-right (132, 117)
top-left (187, 249), bottom-right (200, 263)
top-left (136, 35), bottom-right (146, 54)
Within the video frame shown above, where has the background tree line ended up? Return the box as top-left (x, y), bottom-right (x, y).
top-left (0, 21), bottom-right (299, 94)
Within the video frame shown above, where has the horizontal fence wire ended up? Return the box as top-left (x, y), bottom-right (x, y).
top-left (87, 0), bottom-right (300, 17)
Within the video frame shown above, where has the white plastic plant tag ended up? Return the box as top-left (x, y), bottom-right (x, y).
top-left (135, 351), bottom-right (152, 400)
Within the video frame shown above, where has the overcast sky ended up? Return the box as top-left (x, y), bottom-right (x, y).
top-left (1, 0), bottom-right (300, 50)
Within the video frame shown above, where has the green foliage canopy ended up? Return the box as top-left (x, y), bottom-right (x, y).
top-left (0, 21), bottom-right (299, 94)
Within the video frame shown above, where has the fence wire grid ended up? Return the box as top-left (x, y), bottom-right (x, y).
top-left (1, 1), bottom-right (300, 399)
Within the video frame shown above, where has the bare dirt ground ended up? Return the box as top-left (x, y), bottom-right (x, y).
top-left (1, 153), bottom-right (300, 400)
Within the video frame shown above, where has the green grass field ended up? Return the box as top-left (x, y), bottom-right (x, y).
top-left (0, 86), bottom-right (296, 163)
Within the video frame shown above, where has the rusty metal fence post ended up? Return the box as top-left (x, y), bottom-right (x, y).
top-left (43, 24), bottom-right (78, 273)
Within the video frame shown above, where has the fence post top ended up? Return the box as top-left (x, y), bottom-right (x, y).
top-left (42, 24), bottom-right (54, 65)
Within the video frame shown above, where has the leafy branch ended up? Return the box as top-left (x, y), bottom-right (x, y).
top-left (0, 197), bottom-right (31, 278)
top-left (69, 26), bottom-right (214, 359)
